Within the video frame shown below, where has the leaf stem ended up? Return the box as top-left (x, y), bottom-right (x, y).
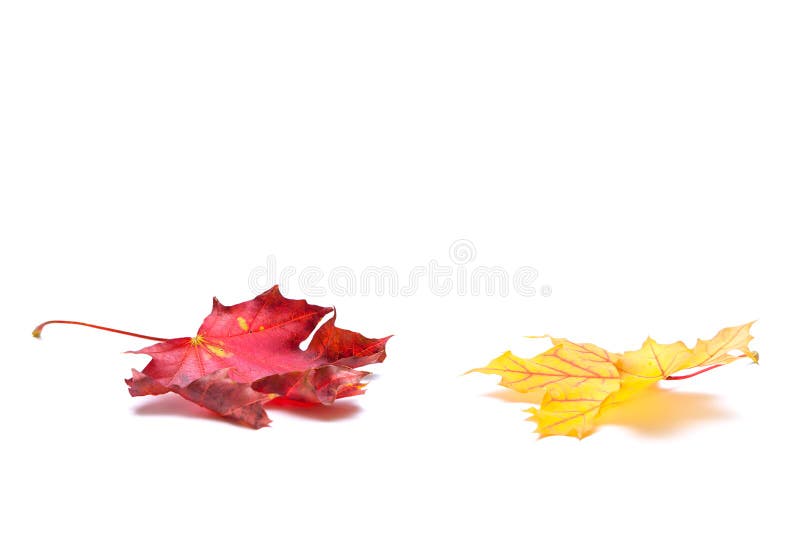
top-left (665, 364), bottom-right (723, 380)
top-left (665, 353), bottom-right (756, 380)
top-left (32, 320), bottom-right (169, 342)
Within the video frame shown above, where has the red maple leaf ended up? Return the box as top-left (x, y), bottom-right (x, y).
top-left (33, 286), bottom-right (390, 428)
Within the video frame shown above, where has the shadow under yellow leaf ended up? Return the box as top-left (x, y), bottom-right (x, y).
top-left (596, 387), bottom-right (733, 436)
top-left (484, 386), bottom-right (733, 437)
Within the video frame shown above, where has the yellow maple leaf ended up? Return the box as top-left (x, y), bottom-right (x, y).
top-left (610, 338), bottom-right (694, 401)
top-left (469, 322), bottom-right (758, 439)
top-left (528, 335), bottom-right (621, 364)
top-left (469, 340), bottom-right (621, 436)
top-left (617, 338), bottom-right (693, 380)
top-left (469, 343), bottom-right (619, 395)
top-left (684, 321), bottom-right (759, 369)
top-left (527, 379), bottom-right (620, 438)
top-left (612, 323), bottom-right (759, 397)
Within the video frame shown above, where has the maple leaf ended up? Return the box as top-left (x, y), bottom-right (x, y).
top-left (471, 339), bottom-right (622, 438)
top-left (611, 323), bottom-right (759, 402)
top-left (609, 338), bottom-right (695, 401)
top-left (469, 343), bottom-right (619, 395)
top-left (526, 381), bottom-right (618, 439)
top-left (33, 286), bottom-right (390, 428)
top-left (684, 321), bottom-right (758, 368)
top-left (469, 322), bottom-right (757, 438)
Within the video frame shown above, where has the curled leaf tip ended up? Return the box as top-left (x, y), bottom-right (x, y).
top-left (31, 324), bottom-right (45, 338)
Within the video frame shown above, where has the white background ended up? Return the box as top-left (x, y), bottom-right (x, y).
top-left (2, 2), bottom-right (798, 533)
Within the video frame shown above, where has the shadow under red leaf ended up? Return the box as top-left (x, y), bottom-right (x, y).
top-left (133, 394), bottom-right (221, 421)
top-left (265, 398), bottom-right (363, 422)
top-left (133, 393), bottom-right (363, 424)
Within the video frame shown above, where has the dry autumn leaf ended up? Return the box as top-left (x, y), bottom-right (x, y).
top-left (470, 322), bottom-right (758, 438)
top-left (33, 286), bottom-right (390, 428)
